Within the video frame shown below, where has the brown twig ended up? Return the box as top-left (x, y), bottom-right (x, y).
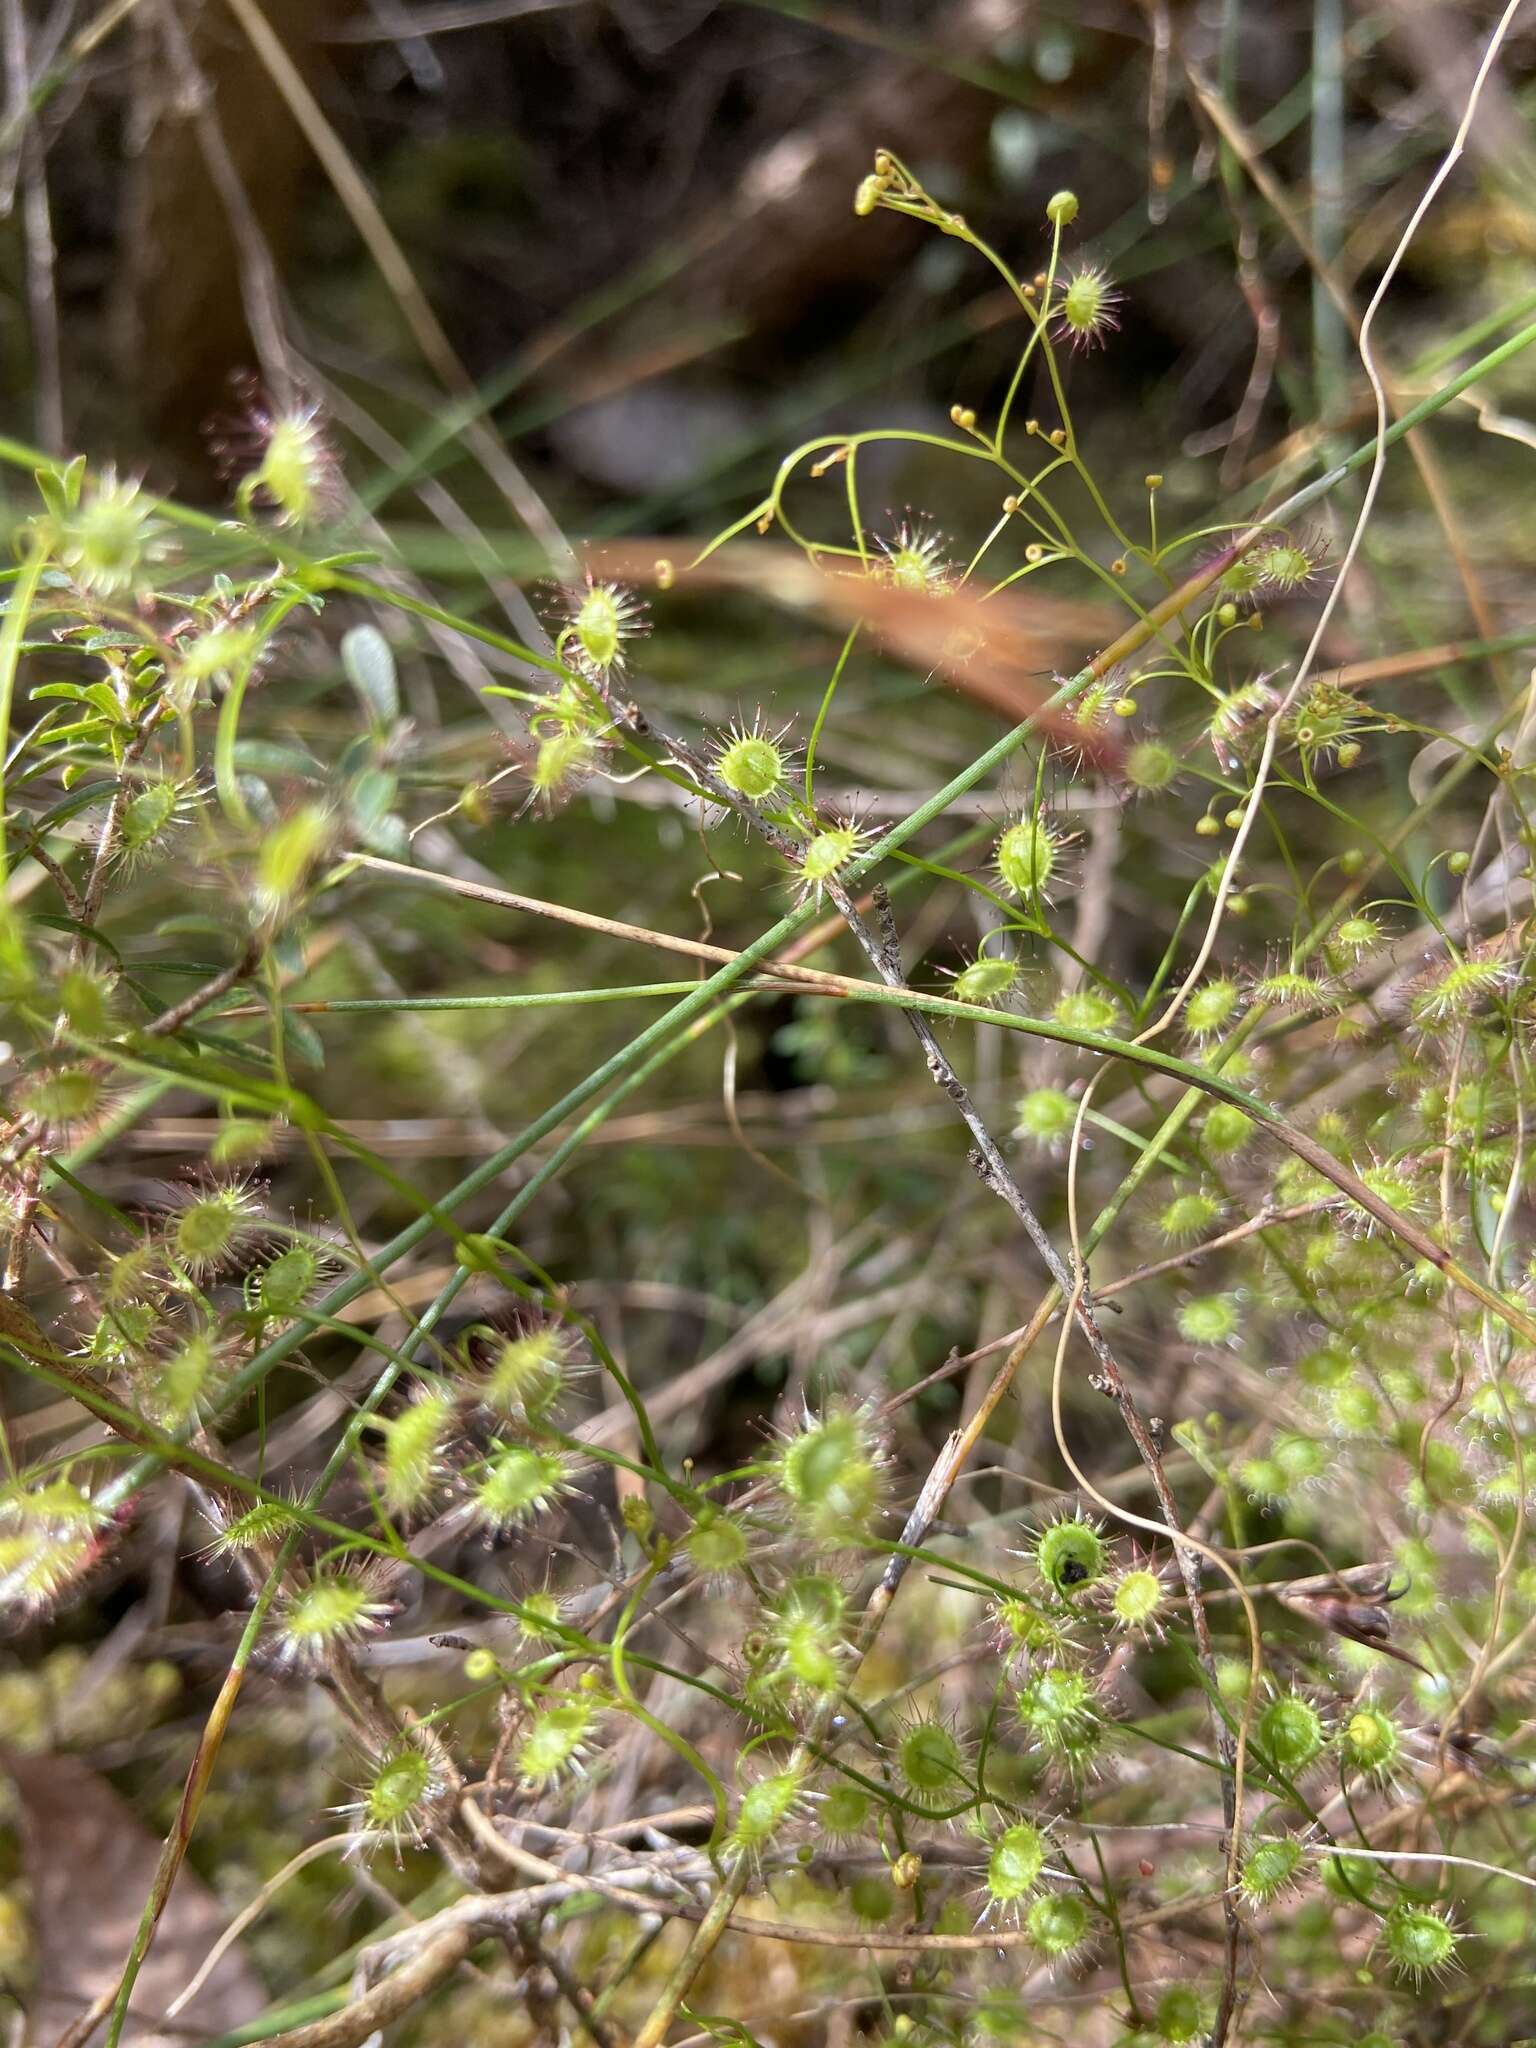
top-left (458, 1796), bottom-right (1225, 1954)
top-left (343, 851), bottom-right (854, 993)
top-left (257, 1927), bottom-right (475, 2048)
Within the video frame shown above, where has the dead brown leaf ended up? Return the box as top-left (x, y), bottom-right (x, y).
top-left (581, 539), bottom-right (1123, 765)
top-left (6, 1751), bottom-right (264, 2047)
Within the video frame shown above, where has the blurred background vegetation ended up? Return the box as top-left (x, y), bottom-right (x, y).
top-left (13, 0), bottom-right (1527, 1318)
top-left (4, 1), bottom-right (1536, 2042)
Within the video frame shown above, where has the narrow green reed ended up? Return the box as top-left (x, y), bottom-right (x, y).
top-left (0, 543), bottom-right (47, 885)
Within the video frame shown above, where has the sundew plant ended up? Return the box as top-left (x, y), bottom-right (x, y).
top-left (4, 37), bottom-right (1536, 2048)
